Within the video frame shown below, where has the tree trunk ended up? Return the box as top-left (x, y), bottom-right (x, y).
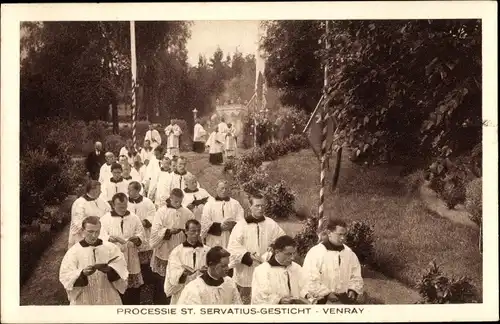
top-left (111, 100), bottom-right (119, 135)
top-left (331, 147), bottom-right (343, 192)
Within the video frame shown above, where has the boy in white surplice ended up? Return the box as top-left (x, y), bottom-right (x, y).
top-left (251, 235), bottom-right (309, 304)
top-left (68, 180), bottom-right (111, 248)
top-left (100, 163), bottom-right (128, 203)
top-left (227, 193), bottom-right (285, 304)
top-left (201, 180), bottom-right (244, 249)
top-left (182, 174), bottom-right (211, 221)
top-left (302, 219), bottom-right (364, 305)
top-left (177, 246), bottom-right (242, 305)
top-left (149, 188), bottom-right (195, 304)
top-left (100, 193), bottom-right (145, 305)
top-left (59, 216), bottom-right (128, 305)
top-left (127, 181), bottom-right (156, 283)
top-left (164, 219), bottom-right (210, 304)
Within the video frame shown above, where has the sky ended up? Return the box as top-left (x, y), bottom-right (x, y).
top-left (186, 20), bottom-right (260, 66)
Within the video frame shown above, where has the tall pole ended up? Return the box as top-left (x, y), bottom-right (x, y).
top-left (318, 20), bottom-right (330, 232)
top-left (130, 21), bottom-right (138, 151)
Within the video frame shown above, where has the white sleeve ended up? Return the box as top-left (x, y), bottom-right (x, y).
top-left (251, 265), bottom-right (282, 304)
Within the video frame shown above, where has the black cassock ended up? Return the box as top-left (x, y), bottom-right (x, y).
top-left (86, 150), bottom-right (106, 180)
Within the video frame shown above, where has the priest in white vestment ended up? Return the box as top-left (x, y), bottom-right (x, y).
top-left (224, 123), bottom-right (238, 158)
top-left (100, 163), bottom-right (128, 203)
top-left (165, 120), bottom-right (182, 157)
top-left (68, 180), bottom-right (111, 248)
top-left (100, 193), bottom-right (145, 305)
top-left (227, 193), bottom-right (285, 304)
top-left (182, 174), bottom-right (211, 221)
top-left (140, 140), bottom-right (154, 166)
top-left (177, 246), bottom-right (242, 305)
top-left (149, 188), bottom-right (195, 304)
top-left (149, 155), bottom-right (173, 208)
top-left (206, 127), bottom-right (224, 165)
top-left (164, 219), bottom-right (211, 304)
top-left (192, 118), bottom-right (207, 153)
top-left (251, 235), bottom-right (309, 304)
top-left (59, 216), bottom-right (128, 305)
top-left (142, 146), bottom-right (164, 196)
top-left (144, 122), bottom-right (162, 149)
top-left (98, 152), bottom-right (116, 185)
top-left (127, 181), bottom-right (156, 282)
top-left (302, 219), bottom-right (364, 305)
top-left (201, 180), bottom-right (243, 249)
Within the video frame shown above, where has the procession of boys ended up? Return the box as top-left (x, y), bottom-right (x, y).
top-left (61, 119), bottom-right (364, 306)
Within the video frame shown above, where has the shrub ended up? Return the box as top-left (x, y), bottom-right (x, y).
top-left (240, 148), bottom-right (265, 169)
top-left (234, 159), bottom-right (258, 184)
top-left (20, 230), bottom-right (53, 285)
top-left (260, 142), bottom-right (280, 161)
top-left (61, 159), bottom-right (87, 196)
top-left (104, 134), bottom-right (126, 156)
top-left (416, 261), bottom-right (478, 304)
top-left (464, 178), bottom-right (482, 226)
top-left (294, 217), bottom-right (320, 261)
top-left (404, 169), bottom-right (426, 196)
top-left (345, 221), bottom-right (375, 264)
top-left (223, 158), bottom-right (237, 173)
top-left (241, 171), bottom-right (269, 197)
top-left (262, 181), bottom-right (296, 220)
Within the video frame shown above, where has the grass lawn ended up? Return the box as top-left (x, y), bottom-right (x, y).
top-left (264, 149), bottom-right (482, 298)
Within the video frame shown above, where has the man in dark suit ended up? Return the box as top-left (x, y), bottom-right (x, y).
top-left (85, 141), bottom-right (105, 180)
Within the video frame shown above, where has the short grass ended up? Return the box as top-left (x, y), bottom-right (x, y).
top-left (264, 149), bottom-right (482, 298)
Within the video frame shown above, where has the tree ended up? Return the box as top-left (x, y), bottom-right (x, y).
top-left (321, 20), bottom-right (481, 172)
top-left (260, 21), bottom-right (324, 113)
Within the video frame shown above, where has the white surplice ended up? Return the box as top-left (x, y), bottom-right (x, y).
top-left (133, 164), bottom-right (147, 183)
top-left (193, 123), bottom-right (207, 143)
top-left (251, 256), bottom-right (306, 304)
top-left (100, 211), bottom-right (145, 288)
top-left (200, 197), bottom-right (244, 248)
top-left (144, 129), bottom-right (162, 149)
top-left (98, 163), bottom-right (112, 185)
top-left (164, 242), bottom-right (210, 304)
top-left (206, 132), bottom-right (223, 154)
top-left (182, 187), bottom-right (212, 221)
top-left (217, 122), bottom-right (228, 134)
top-left (170, 171), bottom-right (199, 192)
top-left (177, 273), bottom-right (242, 305)
top-left (143, 157), bottom-right (161, 193)
top-left (149, 169), bottom-right (173, 207)
top-left (119, 146), bottom-right (137, 165)
top-left (100, 178), bottom-right (129, 202)
top-left (301, 243), bottom-right (364, 300)
top-left (127, 195), bottom-right (156, 252)
top-left (165, 124), bottom-right (182, 156)
top-left (227, 217), bottom-right (285, 288)
top-left (149, 203), bottom-right (195, 276)
top-left (68, 195), bottom-right (111, 248)
top-left (59, 239), bottom-right (129, 305)
top-left (140, 148), bottom-right (154, 165)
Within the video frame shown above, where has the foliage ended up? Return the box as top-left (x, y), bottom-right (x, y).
top-left (261, 181), bottom-right (296, 220)
top-left (20, 230), bottom-right (53, 285)
top-left (464, 178), bottom-right (482, 226)
top-left (260, 21), bottom-right (324, 112)
top-left (241, 171), bottom-right (269, 197)
top-left (20, 149), bottom-right (70, 225)
top-left (261, 20), bottom-right (482, 197)
top-left (61, 159), bottom-right (87, 196)
top-left (104, 134), bottom-right (126, 156)
top-left (345, 221), bottom-right (375, 264)
top-left (416, 261), bottom-right (478, 303)
top-left (294, 217), bottom-right (320, 260)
